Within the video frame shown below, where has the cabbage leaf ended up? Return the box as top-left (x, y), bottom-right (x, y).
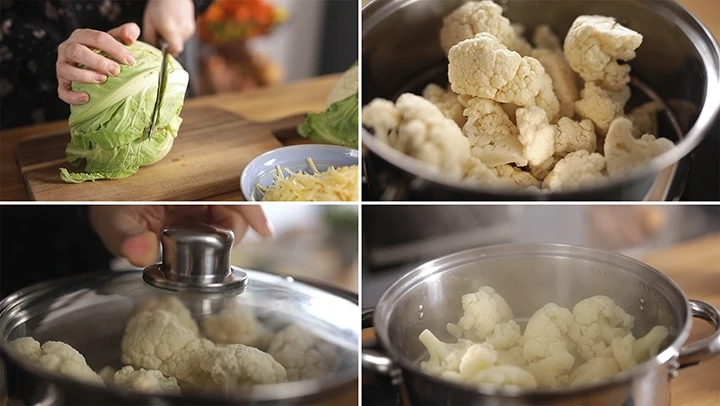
top-left (61, 41), bottom-right (189, 183)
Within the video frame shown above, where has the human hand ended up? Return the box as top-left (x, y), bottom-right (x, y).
top-left (57, 23), bottom-right (140, 104)
top-left (587, 206), bottom-right (666, 250)
top-left (89, 205), bottom-right (274, 267)
top-left (143, 0), bottom-right (196, 56)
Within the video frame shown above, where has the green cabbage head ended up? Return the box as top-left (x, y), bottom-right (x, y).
top-left (60, 40), bottom-right (189, 183)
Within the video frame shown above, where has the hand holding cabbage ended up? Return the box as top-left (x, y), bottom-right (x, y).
top-left (60, 40), bottom-right (189, 183)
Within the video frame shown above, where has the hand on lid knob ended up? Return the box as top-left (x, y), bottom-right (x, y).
top-left (89, 205), bottom-right (274, 267)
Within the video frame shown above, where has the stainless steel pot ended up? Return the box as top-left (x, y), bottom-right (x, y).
top-left (361, 0), bottom-right (720, 201)
top-left (0, 224), bottom-right (359, 405)
top-left (362, 243), bottom-right (720, 405)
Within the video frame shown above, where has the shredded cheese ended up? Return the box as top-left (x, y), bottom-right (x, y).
top-left (257, 157), bottom-right (359, 201)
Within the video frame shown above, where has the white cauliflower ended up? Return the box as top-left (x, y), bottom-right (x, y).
top-left (121, 309), bottom-right (215, 388)
top-left (447, 286), bottom-right (514, 342)
top-left (267, 324), bottom-right (339, 381)
top-left (575, 82), bottom-right (631, 135)
top-left (202, 301), bottom-right (272, 349)
top-left (458, 342), bottom-right (499, 378)
top-left (113, 365), bottom-right (181, 394)
top-left (544, 150), bottom-right (607, 191)
top-left (567, 296), bottom-right (635, 362)
top-left (10, 337), bottom-right (104, 386)
top-left (554, 117), bottom-right (597, 157)
top-left (531, 48), bottom-right (579, 118)
top-left (522, 303), bottom-right (577, 387)
top-left (526, 350), bottom-right (576, 388)
top-left (422, 83), bottom-right (468, 127)
top-left (604, 117), bottom-right (675, 177)
top-left (473, 365), bottom-right (538, 389)
top-left (462, 159), bottom-right (518, 189)
top-left (362, 98), bottom-right (401, 145)
top-left (134, 295), bottom-right (199, 336)
top-left (439, 1), bottom-right (517, 55)
top-left (494, 165), bottom-right (541, 190)
top-left (448, 33), bottom-right (560, 121)
top-left (497, 345), bottom-right (528, 368)
top-left (564, 15), bottom-right (643, 90)
top-left (516, 106), bottom-right (556, 165)
top-left (200, 344), bottom-right (287, 388)
top-left (628, 101), bottom-right (664, 137)
top-left (570, 356), bottom-right (620, 386)
top-left (611, 325), bottom-right (670, 371)
top-left (463, 97), bottom-right (527, 167)
top-left (486, 319), bottom-right (523, 350)
top-left (419, 329), bottom-right (475, 376)
top-left (533, 24), bottom-right (562, 52)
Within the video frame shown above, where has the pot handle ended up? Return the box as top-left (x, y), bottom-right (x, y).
top-left (361, 307), bottom-right (403, 383)
top-left (678, 299), bottom-right (720, 368)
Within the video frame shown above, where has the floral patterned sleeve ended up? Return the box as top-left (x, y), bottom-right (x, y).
top-left (0, 0), bottom-right (213, 130)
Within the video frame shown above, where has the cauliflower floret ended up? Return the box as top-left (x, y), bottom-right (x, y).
top-left (134, 295), bottom-right (199, 336)
top-left (201, 344), bottom-right (287, 388)
top-left (554, 117), bottom-right (597, 157)
top-left (419, 329), bottom-right (475, 376)
top-left (463, 98), bottom-right (527, 167)
top-left (604, 117), bottom-right (675, 177)
top-left (564, 15), bottom-right (643, 90)
top-left (497, 345), bottom-right (528, 368)
top-left (526, 350), bottom-right (576, 387)
top-left (422, 83), bottom-right (468, 127)
top-left (628, 101), bottom-right (664, 137)
top-left (395, 94), bottom-right (472, 179)
top-left (632, 325), bottom-right (669, 363)
top-left (533, 24), bottom-right (562, 52)
top-left (494, 165), bottom-right (541, 190)
top-left (10, 337), bottom-right (104, 386)
top-left (567, 296), bottom-right (635, 362)
top-left (575, 82), bottom-right (631, 135)
top-left (462, 158), bottom-right (518, 189)
top-left (570, 356), bottom-right (620, 386)
top-left (113, 365), bottom-right (181, 394)
top-left (516, 106), bottom-right (556, 165)
top-left (448, 33), bottom-right (560, 121)
top-left (448, 286), bottom-right (514, 342)
top-left (121, 309), bottom-right (215, 387)
top-left (544, 150), bottom-right (607, 191)
top-left (439, 1), bottom-right (517, 54)
top-left (531, 49), bottom-right (579, 118)
top-left (202, 301), bottom-right (272, 349)
top-left (267, 324), bottom-right (339, 381)
top-left (473, 365), bottom-right (538, 390)
top-left (523, 303), bottom-right (576, 362)
top-left (611, 325), bottom-right (670, 371)
top-left (458, 342), bottom-right (499, 378)
top-left (362, 98), bottom-right (401, 146)
top-left (486, 319), bottom-right (523, 350)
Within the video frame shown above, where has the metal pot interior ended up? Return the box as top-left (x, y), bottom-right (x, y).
top-left (0, 270), bottom-right (359, 399)
top-left (362, 0), bottom-right (719, 194)
top-left (374, 244), bottom-right (689, 371)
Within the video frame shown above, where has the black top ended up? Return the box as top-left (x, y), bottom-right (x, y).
top-left (0, 0), bottom-right (212, 130)
top-left (0, 205), bottom-right (114, 299)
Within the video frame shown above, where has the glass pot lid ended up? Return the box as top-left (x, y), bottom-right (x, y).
top-left (0, 224), bottom-right (359, 400)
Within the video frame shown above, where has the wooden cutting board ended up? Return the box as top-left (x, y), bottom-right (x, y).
top-left (16, 106), bottom-right (291, 201)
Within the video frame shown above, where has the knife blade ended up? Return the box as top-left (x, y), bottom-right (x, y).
top-left (145, 38), bottom-right (170, 141)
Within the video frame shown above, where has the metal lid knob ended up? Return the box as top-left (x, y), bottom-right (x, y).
top-left (143, 224), bottom-right (248, 294)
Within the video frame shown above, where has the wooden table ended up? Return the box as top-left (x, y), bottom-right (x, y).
top-left (361, 233), bottom-right (720, 405)
top-left (679, 0), bottom-right (720, 40)
top-left (0, 75), bottom-right (337, 201)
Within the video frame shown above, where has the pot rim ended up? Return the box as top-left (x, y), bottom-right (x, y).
top-left (0, 268), bottom-right (359, 402)
top-left (373, 242), bottom-right (693, 397)
top-left (361, 0), bottom-right (720, 198)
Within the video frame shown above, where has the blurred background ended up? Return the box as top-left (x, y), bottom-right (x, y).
top-left (362, 205), bottom-right (720, 306)
top-left (188, 0), bottom-right (358, 96)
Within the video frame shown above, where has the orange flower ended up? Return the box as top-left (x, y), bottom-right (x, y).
top-left (202, 4), bottom-right (225, 22)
